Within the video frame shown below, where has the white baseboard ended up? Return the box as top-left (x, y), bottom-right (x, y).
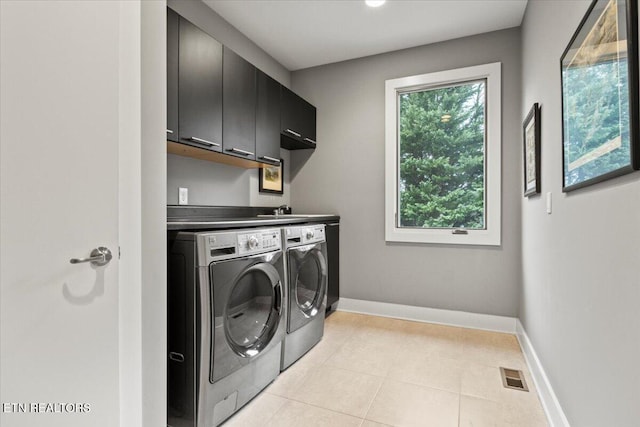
top-left (336, 298), bottom-right (517, 333)
top-left (516, 320), bottom-right (570, 427)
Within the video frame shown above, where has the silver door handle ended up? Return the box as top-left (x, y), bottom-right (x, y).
top-left (189, 137), bottom-right (220, 147)
top-left (284, 129), bottom-right (301, 138)
top-left (259, 156), bottom-right (280, 164)
top-left (227, 147), bottom-right (254, 156)
top-left (304, 137), bottom-right (316, 144)
top-left (70, 247), bottom-right (113, 267)
top-left (166, 129), bottom-right (174, 134)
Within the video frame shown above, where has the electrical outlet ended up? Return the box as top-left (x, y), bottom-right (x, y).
top-left (179, 187), bottom-right (188, 205)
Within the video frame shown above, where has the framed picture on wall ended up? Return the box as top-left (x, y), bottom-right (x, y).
top-left (560, 0), bottom-right (639, 192)
top-left (523, 103), bottom-right (541, 197)
top-left (259, 159), bottom-right (284, 194)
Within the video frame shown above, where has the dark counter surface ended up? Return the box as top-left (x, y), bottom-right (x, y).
top-left (167, 206), bottom-right (339, 231)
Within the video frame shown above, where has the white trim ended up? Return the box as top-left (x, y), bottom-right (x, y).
top-left (118, 1), bottom-right (143, 426)
top-left (516, 320), bottom-right (571, 427)
top-left (384, 62), bottom-right (502, 246)
top-left (337, 298), bottom-right (516, 333)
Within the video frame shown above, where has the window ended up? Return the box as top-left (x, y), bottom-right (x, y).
top-left (385, 63), bottom-right (501, 245)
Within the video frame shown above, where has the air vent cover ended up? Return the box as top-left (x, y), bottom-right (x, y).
top-left (500, 367), bottom-right (529, 392)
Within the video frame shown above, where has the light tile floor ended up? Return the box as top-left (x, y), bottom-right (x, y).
top-left (224, 311), bottom-right (548, 427)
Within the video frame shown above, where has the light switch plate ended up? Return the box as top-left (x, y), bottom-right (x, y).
top-left (179, 187), bottom-right (188, 205)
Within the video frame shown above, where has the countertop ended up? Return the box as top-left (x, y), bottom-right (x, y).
top-left (167, 214), bottom-right (340, 231)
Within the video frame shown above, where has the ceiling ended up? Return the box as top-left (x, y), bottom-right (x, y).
top-left (204, 0), bottom-right (528, 71)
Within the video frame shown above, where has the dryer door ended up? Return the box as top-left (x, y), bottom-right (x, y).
top-left (210, 255), bottom-right (283, 383)
top-left (287, 242), bottom-right (327, 332)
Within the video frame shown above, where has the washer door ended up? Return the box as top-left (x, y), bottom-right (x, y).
top-left (225, 263), bottom-right (282, 357)
top-left (288, 243), bottom-right (327, 332)
top-left (209, 256), bottom-right (284, 383)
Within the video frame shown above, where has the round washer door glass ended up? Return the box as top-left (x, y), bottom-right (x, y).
top-left (294, 248), bottom-right (327, 316)
top-left (226, 264), bottom-right (281, 357)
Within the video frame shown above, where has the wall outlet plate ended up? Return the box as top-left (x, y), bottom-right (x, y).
top-left (179, 187), bottom-right (188, 205)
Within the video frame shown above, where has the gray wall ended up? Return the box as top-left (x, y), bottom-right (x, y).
top-left (520, 1), bottom-right (640, 426)
top-left (167, 151), bottom-right (291, 207)
top-left (166, 0), bottom-right (292, 208)
top-left (290, 28), bottom-right (522, 317)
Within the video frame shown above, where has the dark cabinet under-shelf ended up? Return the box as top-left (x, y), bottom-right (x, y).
top-left (281, 86), bottom-right (317, 150)
top-left (178, 14), bottom-right (223, 152)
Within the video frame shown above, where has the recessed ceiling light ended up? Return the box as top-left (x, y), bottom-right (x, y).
top-left (365, 0), bottom-right (386, 8)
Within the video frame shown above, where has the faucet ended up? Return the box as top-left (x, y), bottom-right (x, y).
top-left (273, 204), bottom-right (290, 215)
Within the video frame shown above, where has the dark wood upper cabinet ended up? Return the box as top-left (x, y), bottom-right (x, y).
top-left (280, 86), bottom-right (316, 150)
top-left (167, 8), bottom-right (316, 167)
top-left (167, 8), bottom-right (179, 142)
top-left (256, 70), bottom-right (281, 165)
top-left (223, 47), bottom-right (256, 160)
top-left (178, 15), bottom-right (223, 152)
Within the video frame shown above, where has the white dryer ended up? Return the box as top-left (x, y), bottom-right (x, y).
top-left (281, 224), bottom-right (328, 370)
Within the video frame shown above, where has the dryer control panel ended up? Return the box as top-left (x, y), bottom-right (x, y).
top-left (285, 224), bottom-right (326, 247)
top-left (237, 229), bottom-right (281, 255)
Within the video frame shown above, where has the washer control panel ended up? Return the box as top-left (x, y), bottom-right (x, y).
top-left (198, 228), bottom-right (282, 264)
top-left (237, 229), bottom-right (281, 255)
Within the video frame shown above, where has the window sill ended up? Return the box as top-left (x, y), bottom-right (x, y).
top-left (385, 227), bottom-right (501, 246)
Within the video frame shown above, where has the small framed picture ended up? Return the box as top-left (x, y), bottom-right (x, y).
top-left (259, 159), bottom-right (284, 194)
top-left (523, 103), bottom-right (541, 197)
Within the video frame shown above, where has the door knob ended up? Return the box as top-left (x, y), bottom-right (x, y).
top-left (70, 247), bottom-right (113, 267)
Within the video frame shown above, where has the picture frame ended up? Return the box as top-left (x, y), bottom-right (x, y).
top-left (523, 103), bottom-right (541, 197)
top-left (258, 159), bottom-right (284, 194)
top-left (560, 0), bottom-right (639, 192)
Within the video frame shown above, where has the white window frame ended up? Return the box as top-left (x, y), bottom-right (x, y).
top-left (384, 62), bottom-right (501, 246)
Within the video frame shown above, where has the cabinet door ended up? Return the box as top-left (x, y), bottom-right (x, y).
top-left (325, 222), bottom-right (340, 311)
top-left (178, 17), bottom-right (222, 152)
top-left (300, 97), bottom-right (317, 144)
top-left (280, 86), bottom-right (316, 149)
top-left (166, 8), bottom-right (179, 142)
top-left (223, 47), bottom-right (256, 160)
top-left (280, 86), bottom-right (303, 139)
top-left (255, 70), bottom-right (281, 165)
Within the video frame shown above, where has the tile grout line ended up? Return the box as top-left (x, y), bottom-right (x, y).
top-left (280, 395), bottom-right (366, 423)
top-left (361, 376), bottom-right (385, 425)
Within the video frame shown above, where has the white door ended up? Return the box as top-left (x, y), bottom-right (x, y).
top-left (1, 2), bottom-right (139, 426)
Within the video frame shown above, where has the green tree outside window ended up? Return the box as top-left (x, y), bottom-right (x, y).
top-left (398, 81), bottom-right (486, 229)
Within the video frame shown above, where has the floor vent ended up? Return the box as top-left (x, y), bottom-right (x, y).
top-left (500, 367), bottom-right (529, 392)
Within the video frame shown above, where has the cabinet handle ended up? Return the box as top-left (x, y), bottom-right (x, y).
top-left (284, 129), bottom-right (301, 138)
top-left (166, 129), bottom-right (174, 134)
top-left (259, 156), bottom-right (280, 164)
top-left (227, 148), bottom-right (254, 156)
top-left (303, 137), bottom-right (316, 144)
top-left (189, 137), bottom-right (220, 147)
top-left (168, 352), bottom-right (184, 363)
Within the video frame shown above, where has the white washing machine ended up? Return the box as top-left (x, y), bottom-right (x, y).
top-left (167, 227), bottom-right (286, 427)
top-left (281, 224), bottom-right (328, 370)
